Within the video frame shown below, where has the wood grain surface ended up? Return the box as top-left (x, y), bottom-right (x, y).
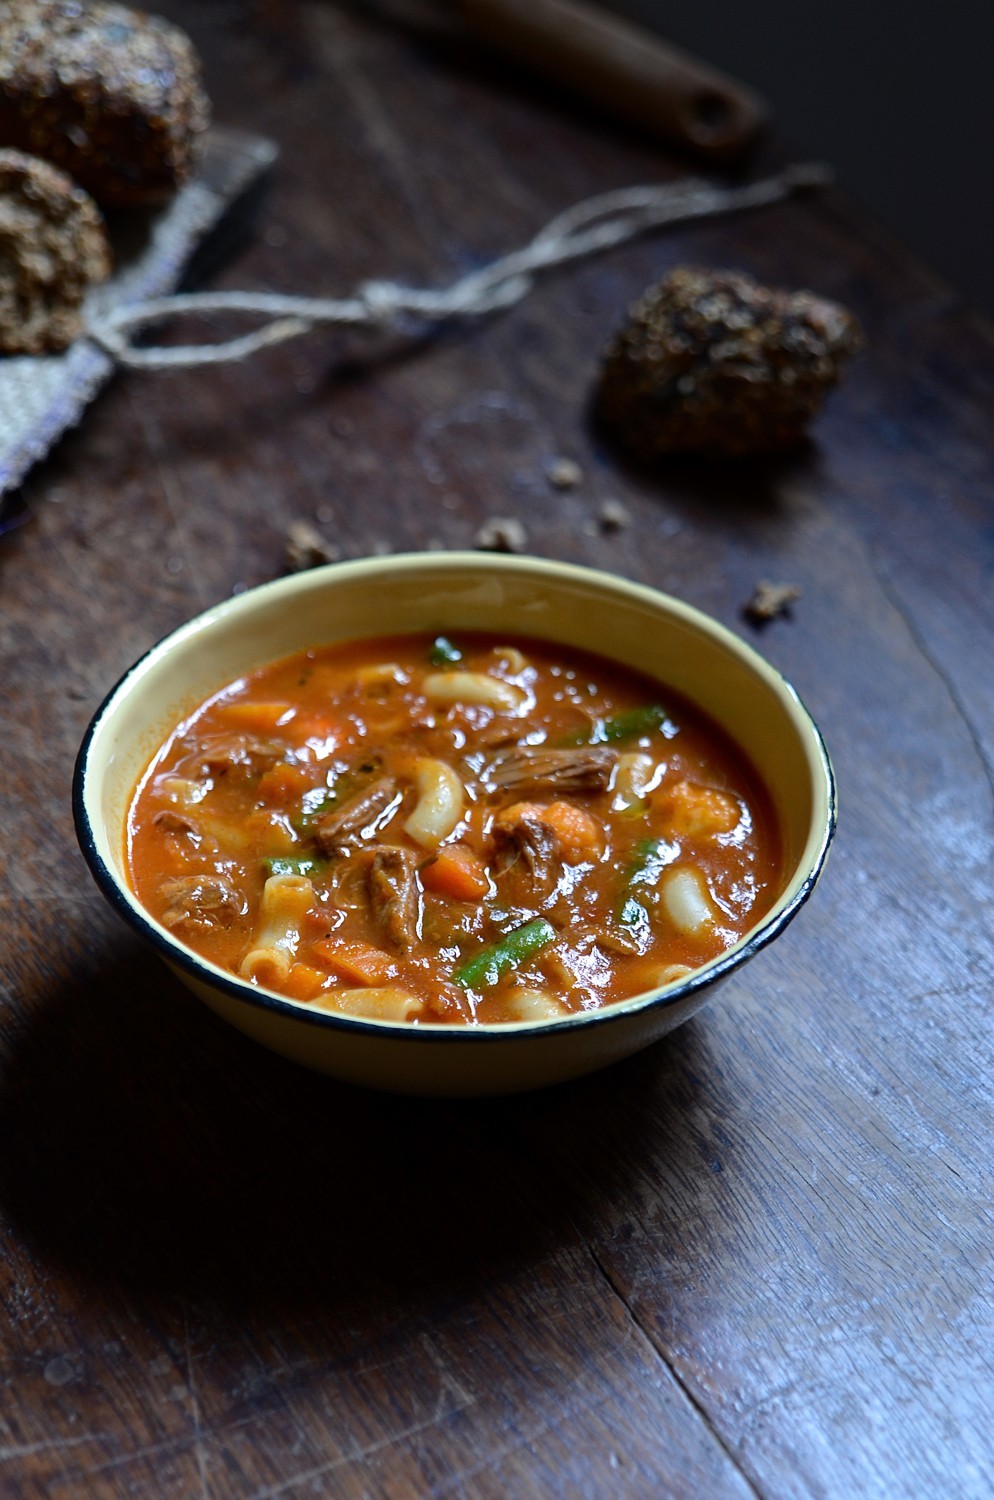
top-left (1, 3), bottom-right (993, 1496)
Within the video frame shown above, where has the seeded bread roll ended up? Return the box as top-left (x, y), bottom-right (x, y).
top-left (0, 148), bottom-right (111, 353)
top-left (597, 266), bottom-right (862, 458)
top-left (0, 0), bottom-right (210, 207)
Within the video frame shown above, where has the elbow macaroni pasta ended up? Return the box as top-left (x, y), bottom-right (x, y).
top-left (423, 670), bottom-right (523, 711)
top-left (240, 873), bottom-right (315, 984)
top-left (404, 758), bottom-right (465, 848)
top-left (314, 986), bottom-right (423, 1022)
top-left (660, 865), bottom-right (715, 937)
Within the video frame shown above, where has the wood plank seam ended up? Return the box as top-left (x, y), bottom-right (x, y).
top-left (587, 1244), bottom-right (766, 1500)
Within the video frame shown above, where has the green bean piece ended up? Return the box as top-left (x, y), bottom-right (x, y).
top-left (618, 895), bottom-right (646, 926)
top-left (560, 703), bottom-right (670, 747)
top-left (617, 837), bottom-right (672, 925)
top-left (263, 856), bottom-right (324, 878)
top-left (429, 635), bottom-right (463, 667)
top-left (454, 917), bottom-right (557, 990)
top-left (294, 785), bottom-right (340, 831)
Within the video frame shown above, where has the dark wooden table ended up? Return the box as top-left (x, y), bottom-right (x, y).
top-left (3, 4), bottom-right (993, 1495)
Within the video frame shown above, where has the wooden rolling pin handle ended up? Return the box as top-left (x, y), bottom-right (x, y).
top-left (456, 0), bottom-right (767, 161)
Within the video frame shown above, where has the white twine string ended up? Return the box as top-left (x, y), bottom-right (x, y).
top-left (87, 162), bottom-right (832, 370)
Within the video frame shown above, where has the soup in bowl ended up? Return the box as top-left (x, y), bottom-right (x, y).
top-left (74, 553), bottom-right (835, 1095)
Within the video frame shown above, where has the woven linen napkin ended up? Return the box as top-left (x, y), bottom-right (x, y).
top-left (0, 126), bottom-right (277, 503)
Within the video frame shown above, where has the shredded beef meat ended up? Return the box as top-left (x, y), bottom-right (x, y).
top-left (181, 733), bottom-right (286, 779)
top-left (594, 925), bottom-right (643, 956)
top-left (471, 720), bottom-right (527, 750)
top-left (159, 874), bottom-right (246, 931)
top-left (367, 846), bottom-right (420, 950)
top-left (492, 813), bottom-right (561, 895)
top-left (313, 777), bottom-right (400, 855)
top-left (487, 747), bottom-right (617, 794)
top-left (152, 809), bottom-right (198, 835)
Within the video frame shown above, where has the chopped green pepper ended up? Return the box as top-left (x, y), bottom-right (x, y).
top-left (294, 785), bottom-right (340, 831)
top-left (429, 635), bottom-right (463, 667)
top-left (560, 704), bottom-right (670, 747)
top-left (262, 855), bottom-right (325, 878)
top-left (454, 917), bottom-right (557, 990)
top-left (617, 837), bottom-right (673, 925)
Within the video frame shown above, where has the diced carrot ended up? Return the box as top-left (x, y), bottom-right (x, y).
top-left (310, 938), bottom-right (399, 986)
top-left (493, 799), bottom-right (603, 860)
top-left (282, 963), bottom-right (332, 1001)
top-left (244, 808), bottom-right (297, 853)
top-left (256, 762), bottom-right (313, 808)
top-left (493, 801), bottom-right (545, 828)
top-left (420, 842), bottom-right (491, 901)
top-left (655, 780), bottom-right (741, 838)
top-left (542, 800), bottom-right (604, 858)
top-left (300, 907), bottom-right (333, 940)
top-left (218, 700), bottom-right (294, 734)
top-left (292, 713), bottom-right (343, 749)
top-left (421, 979), bottom-right (474, 1022)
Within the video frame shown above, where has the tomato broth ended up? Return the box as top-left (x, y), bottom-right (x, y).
top-left (127, 632), bottom-right (784, 1025)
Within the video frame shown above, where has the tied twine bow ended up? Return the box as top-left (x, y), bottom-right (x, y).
top-left (86, 162), bottom-right (832, 370)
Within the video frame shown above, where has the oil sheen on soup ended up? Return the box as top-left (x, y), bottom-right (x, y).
top-left (127, 632), bottom-right (783, 1025)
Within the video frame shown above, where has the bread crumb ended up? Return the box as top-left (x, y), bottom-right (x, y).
top-left (284, 520), bottom-right (341, 572)
top-left (474, 517), bottom-right (527, 553)
top-left (597, 498), bottom-right (630, 532)
top-left (547, 457), bottom-right (583, 490)
top-left (743, 580), bottom-right (801, 623)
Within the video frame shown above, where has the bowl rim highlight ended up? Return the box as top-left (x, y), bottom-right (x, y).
top-left (73, 552), bottom-right (837, 1043)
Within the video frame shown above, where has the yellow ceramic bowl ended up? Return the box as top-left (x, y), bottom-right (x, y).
top-left (73, 553), bottom-right (835, 1096)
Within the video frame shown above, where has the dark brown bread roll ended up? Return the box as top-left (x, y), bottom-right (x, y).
top-left (0, 147), bottom-right (111, 353)
top-left (597, 266), bottom-right (862, 458)
top-left (0, 0), bottom-right (210, 207)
